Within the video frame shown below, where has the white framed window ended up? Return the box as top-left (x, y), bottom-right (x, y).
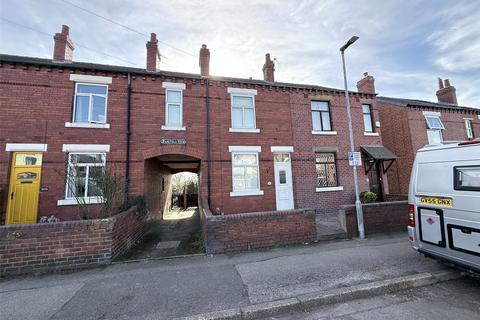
top-left (58, 144), bottom-right (110, 205)
top-left (311, 101), bottom-right (332, 132)
top-left (63, 153), bottom-right (106, 203)
top-left (73, 83), bottom-right (108, 124)
top-left (465, 119), bottom-right (474, 140)
top-left (427, 129), bottom-right (443, 144)
top-left (228, 88), bottom-right (259, 133)
top-left (162, 82), bottom-right (186, 130)
top-left (425, 115), bottom-right (444, 130)
top-left (229, 146), bottom-right (263, 196)
top-left (362, 104), bottom-right (374, 133)
top-left (424, 115), bottom-right (444, 145)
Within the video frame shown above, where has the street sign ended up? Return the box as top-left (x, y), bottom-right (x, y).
top-left (161, 138), bottom-right (186, 145)
top-left (348, 152), bottom-right (362, 166)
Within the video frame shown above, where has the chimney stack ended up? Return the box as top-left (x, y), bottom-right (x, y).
top-left (436, 78), bottom-right (457, 105)
top-left (146, 33), bottom-right (160, 72)
top-left (199, 44), bottom-right (210, 76)
top-left (356, 72), bottom-right (375, 94)
top-left (53, 25), bottom-right (74, 62)
top-left (262, 53), bottom-right (275, 82)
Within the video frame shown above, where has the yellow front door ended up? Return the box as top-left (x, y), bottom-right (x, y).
top-left (6, 152), bottom-right (43, 224)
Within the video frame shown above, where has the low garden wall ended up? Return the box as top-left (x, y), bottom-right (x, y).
top-left (0, 206), bottom-right (146, 276)
top-left (338, 201), bottom-right (408, 238)
top-left (384, 194), bottom-right (408, 202)
top-left (200, 198), bottom-right (316, 254)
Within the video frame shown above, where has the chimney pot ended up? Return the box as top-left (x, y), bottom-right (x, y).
top-left (61, 25), bottom-right (69, 35)
top-left (436, 78), bottom-right (457, 105)
top-left (53, 25), bottom-right (74, 62)
top-left (199, 44), bottom-right (210, 76)
top-left (146, 32), bottom-right (160, 72)
top-left (438, 78), bottom-right (444, 89)
top-left (262, 53), bottom-right (275, 82)
top-left (356, 72), bottom-right (375, 94)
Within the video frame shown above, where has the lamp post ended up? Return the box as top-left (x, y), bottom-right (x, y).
top-left (340, 36), bottom-right (365, 239)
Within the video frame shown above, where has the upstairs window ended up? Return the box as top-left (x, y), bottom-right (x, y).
top-left (73, 84), bottom-right (108, 124)
top-left (232, 96), bottom-right (256, 129)
top-left (465, 119), bottom-right (474, 140)
top-left (311, 101), bottom-right (332, 131)
top-left (425, 115), bottom-right (444, 145)
top-left (425, 115), bottom-right (444, 130)
top-left (162, 82), bottom-right (186, 130)
top-left (228, 88), bottom-right (259, 133)
top-left (362, 104), bottom-right (374, 133)
top-left (166, 89), bottom-right (182, 127)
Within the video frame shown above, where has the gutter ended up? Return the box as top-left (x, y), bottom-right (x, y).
top-left (125, 73), bottom-right (132, 202)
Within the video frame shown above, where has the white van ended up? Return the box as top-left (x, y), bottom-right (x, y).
top-left (408, 140), bottom-right (480, 272)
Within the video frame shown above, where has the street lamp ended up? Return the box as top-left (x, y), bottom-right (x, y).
top-left (340, 36), bottom-right (365, 239)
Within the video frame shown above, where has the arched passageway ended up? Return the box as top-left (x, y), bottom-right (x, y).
top-left (125, 153), bottom-right (203, 260)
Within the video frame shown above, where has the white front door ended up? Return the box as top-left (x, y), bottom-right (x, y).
top-left (273, 153), bottom-right (294, 210)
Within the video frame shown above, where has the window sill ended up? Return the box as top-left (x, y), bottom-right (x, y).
top-left (229, 128), bottom-right (260, 133)
top-left (364, 132), bottom-right (379, 136)
top-left (65, 122), bottom-right (110, 129)
top-left (57, 197), bottom-right (105, 206)
top-left (316, 186), bottom-right (344, 192)
top-left (312, 130), bottom-right (337, 135)
top-left (161, 125), bottom-right (186, 131)
top-left (230, 190), bottom-right (264, 197)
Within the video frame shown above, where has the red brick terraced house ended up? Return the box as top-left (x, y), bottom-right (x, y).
top-left (1, 25), bottom-right (399, 225)
top-left (378, 79), bottom-right (480, 195)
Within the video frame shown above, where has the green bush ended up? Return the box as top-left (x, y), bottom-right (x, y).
top-left (360, 191), bottom-right (378, 203)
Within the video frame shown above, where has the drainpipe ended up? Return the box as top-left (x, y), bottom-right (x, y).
top-left (125, 73), bottom-right (132, 203)
top-left (205, 78), bottom-right (211, 207)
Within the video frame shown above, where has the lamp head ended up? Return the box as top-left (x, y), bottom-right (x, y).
top-left (340, 36), bottom-right (359, 52)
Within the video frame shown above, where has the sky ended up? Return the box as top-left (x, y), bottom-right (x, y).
top-left (1, 0), bottom-right (479, 107)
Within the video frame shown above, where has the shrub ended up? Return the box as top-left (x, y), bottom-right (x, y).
top-left (360, 191), bottom-right (378, 203)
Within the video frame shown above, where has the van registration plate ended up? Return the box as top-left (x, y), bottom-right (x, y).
top-left (419, 197), bottom-right (453, 207)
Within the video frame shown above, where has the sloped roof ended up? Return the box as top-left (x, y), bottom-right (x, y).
top-left (361, 145), bottom-right (398, 160)
top-left (377, 96), bottom-right (479, 112)
top-left (0, 54), bottom-right (370, 96)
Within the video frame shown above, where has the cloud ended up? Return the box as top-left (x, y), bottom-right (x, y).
top-left (0, 0), bottom-right (478, 107)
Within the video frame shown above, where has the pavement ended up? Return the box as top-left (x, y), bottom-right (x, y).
top-left (0, 233), bottom-right (470, 320)
top-left (267, 277), bottom-right (480, 319)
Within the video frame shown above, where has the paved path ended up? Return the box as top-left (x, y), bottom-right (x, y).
top-left (121, 207), bottom-right (201, 260)
top-left (0, 233), bottom-right (461, 320)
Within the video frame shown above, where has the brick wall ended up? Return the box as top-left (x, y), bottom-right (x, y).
top-left (338, 201), bottom-right (408, 238)
top-left (200, 198), bottom-right (316, 253)
top-left (378, 101), bottom-right (480, 194)
top-left (290, 92), bottom-right (384, 213)
top-left (144, 158), bottom-right (172, 218)
top-left (0, 207), bottom-right (146, 276)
